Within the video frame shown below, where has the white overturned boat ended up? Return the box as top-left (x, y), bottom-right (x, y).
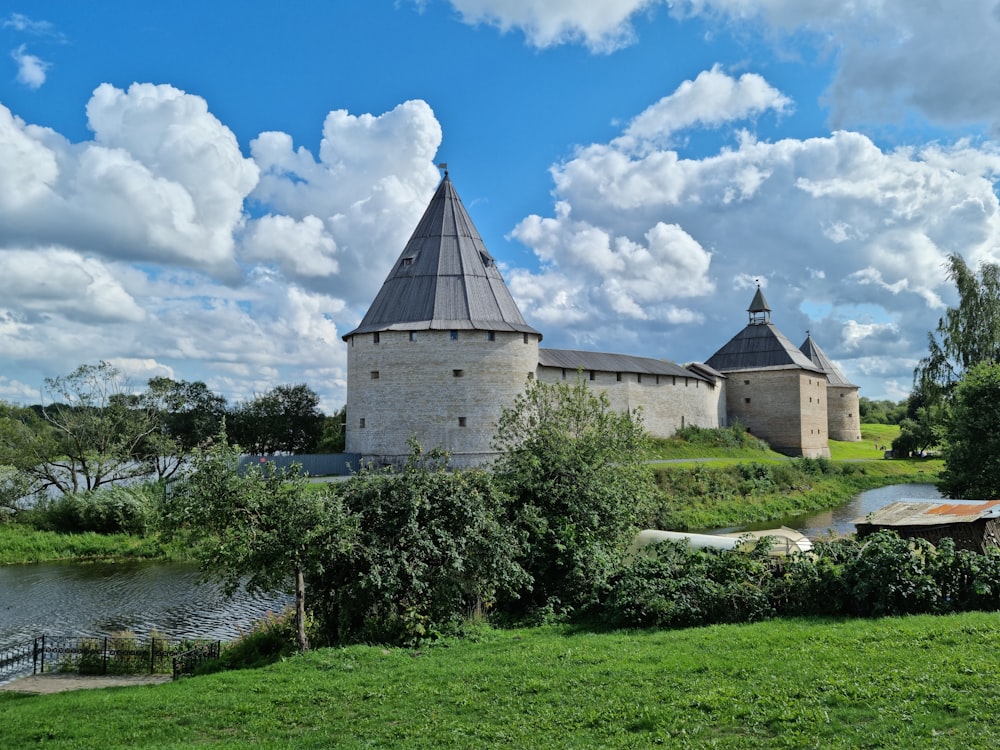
top-left (628, 527), bottom-right (812, 560)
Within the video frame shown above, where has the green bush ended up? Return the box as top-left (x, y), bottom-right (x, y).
top-left (670, 422), bottom-right (767, 450)
top-left (202, 610), bottom-right (312, 672)
top-left (311, 449), bottom-right (527, 646)
top-left (600, 531), bottom-right (1000, 629)
top-left (41, 483), bottom-right (161, 535)
top-left (601, 539), bottom-right (775, 628)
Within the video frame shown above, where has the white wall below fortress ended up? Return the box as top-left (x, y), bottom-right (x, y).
top-left (535, 366), bottom-right (725, 438)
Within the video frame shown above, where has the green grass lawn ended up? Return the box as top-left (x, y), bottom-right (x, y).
top-left (3, 614), bottom-right (999, 749)
top-left (0, 526), bottom-right (177, 565)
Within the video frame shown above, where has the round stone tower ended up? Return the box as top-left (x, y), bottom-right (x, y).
top-left (342, 172), bottom-right (541, 468)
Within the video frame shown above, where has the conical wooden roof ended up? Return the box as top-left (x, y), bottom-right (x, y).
top-left (345, 173), bottom-right (540, 338)
top-left (800, 334), bottom-right (857, 387)
top-left (706, 288), bottom-right (823, 373)
top-left (706, 322), bottom-right (823, 373)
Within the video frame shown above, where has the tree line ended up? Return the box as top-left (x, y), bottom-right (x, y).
top-left (0, 361), bottom-right (345, 509)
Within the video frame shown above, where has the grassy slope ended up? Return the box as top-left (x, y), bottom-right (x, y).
top-left (0, 526), bottom-right (177, 565)
top-left (2, 614), bottom-right (999, 749)
top-left (646, 424), bottom-right (943, 530)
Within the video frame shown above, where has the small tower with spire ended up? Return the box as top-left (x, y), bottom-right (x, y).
top-left (705, 285), bottom-right (831, 458)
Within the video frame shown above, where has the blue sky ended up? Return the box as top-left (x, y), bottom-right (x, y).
top-left (2, 1), bottom-right (1000, 412)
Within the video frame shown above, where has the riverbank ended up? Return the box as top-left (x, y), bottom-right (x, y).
top-left (0, 526), bottom-right (182, 565)
top-left (1, 613), bottom-right (997, 748)
top-left (650, 457), bottom-right (942, 531)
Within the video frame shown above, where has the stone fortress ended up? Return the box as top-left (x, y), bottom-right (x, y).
top-left (343, 173), bottom-right (861, 467)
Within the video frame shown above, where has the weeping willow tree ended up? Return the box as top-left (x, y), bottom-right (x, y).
top-left (917, 254), bottom-right (1000, 399)
top-left (901, 254), bottom-right (1000, 457)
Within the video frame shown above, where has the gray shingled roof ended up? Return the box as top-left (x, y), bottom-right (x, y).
top-left (539, 348), bottom-right (711, 382)
top-left (800, 335), bottom-right (857, 387)
top-left (706, 322), bottom-right (824, 374)
top-left (344, 174), bottom-right (541, 339)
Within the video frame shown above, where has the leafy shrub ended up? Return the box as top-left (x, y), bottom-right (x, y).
top-left (42, 483), bottom-right (161, 535)
top-left (492, 378), bottom-right (654, 618)
top-left (600, 531), bottom-right (1000, 629)
top-left (844, 531), bottom-right (940, 616)
top-left (671, 422), bottom-right (767, 450)
top-left (311, 448), bottom-right (527, 646)
top-left (203, 610), bottom-right (313, 672)
top-left (601, 539), bottom-right (775, 628)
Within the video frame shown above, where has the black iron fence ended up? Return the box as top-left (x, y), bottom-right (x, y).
top-left (171, 641), bottom-right (222, 679)
top-left (0, 634), bottom-right (222, 682)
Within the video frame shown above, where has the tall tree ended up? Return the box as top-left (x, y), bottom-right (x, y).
top-left (938, 361), bottom-right (1000, 499)
top-left (165, 437), bottom-right (348, 651)
top-left (899, 254), bottom-right (1000, 456)
top-left (492, 377), bottom-right (655, 615)
top-left (139, 378), bottom-right (228, 479)
top-left (17, 362), bottom-right (160, 495)
top-left (230, 384), bottom-right (325, 454)
top-left (916, 253), bottom-right (1000, 401)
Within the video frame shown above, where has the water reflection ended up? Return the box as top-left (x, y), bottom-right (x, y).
top-left (0, 561), bottom-right (291, 648)
top-left (731, 483), bottom-right (944, 537)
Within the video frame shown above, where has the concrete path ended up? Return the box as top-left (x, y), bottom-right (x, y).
top-left (0, 673), bottom-right (171, 694)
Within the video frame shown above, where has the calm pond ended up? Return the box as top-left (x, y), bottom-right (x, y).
top-left (0, 560), bottom-right (291, 649)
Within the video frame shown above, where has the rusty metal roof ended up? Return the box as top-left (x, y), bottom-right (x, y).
top-left (344, 173), bottom-right (541, 339)
top-left (705, 321), bottom-right (824, 374)
top-left (800, 335), bottom-right (857, 387)
top-left (853, 500), bottom-right (1000, 527)
top-left (539, 348), bottom-right (712, 381)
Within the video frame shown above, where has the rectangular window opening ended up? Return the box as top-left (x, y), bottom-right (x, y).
top-left (589, 370), bottom-right (596, 381)
top-left (359, 418), bottom-right (366, 428)
top-left (373, 332), bottom-right (380, 344)
top-left (616, 372), bottom-right (622, 382)
top-left (370, 371), bottom-right (380, 380)
top-left (458, 417), bottom-right (467, 427)
top-left (409, 331), bottom-right (416, 342)
top-left (487, 330), bottom-right (495, 341)
top-left (450, 330), bottom-right (458, 341)
top-left (523, 333), bottom-right (529, 344)
top-left (453, 369), bottom-right (464, 378)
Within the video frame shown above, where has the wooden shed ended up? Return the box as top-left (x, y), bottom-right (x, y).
top-left (853, 500), bottom-right (1000, 553)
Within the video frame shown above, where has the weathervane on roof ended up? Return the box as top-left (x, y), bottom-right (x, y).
top-left (438, 162), bottom-right (449, 177)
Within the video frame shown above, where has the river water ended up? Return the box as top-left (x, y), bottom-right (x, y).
top-left (726, 482), bottom-right (944, 537)
top-left (0, 561), bottom-right (292, 649)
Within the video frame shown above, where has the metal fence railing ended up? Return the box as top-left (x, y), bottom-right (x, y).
top-left (172, 641), bottom-right (222, 679)
top-left (0, 635), bottom-right (222, 682)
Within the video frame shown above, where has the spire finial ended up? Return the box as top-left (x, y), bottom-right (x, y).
top-left (437, 162), bottom-right (449, 178)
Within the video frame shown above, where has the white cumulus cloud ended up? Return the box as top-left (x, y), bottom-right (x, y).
top-left (11, 44), bottom-right (49, 88)
top-left (508, 67), bottom-right (1000, 392)
top-left (447, 0), bottom-right (664, 52)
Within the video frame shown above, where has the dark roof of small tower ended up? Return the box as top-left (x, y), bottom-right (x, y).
top-left (707, 287), bottom-right (822, 373)
top-left (800, 334), bottom-right (857, 387)
top-left (706, 322), bottom-right (823, 373)
top-left (344, 173), bottom-right (541, 339)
